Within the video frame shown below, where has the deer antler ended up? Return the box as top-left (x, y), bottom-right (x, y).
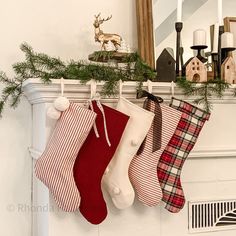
top-left (94, 13), bottom-right (101, 19)
top-left (99, 15), bottom-right (112, 24)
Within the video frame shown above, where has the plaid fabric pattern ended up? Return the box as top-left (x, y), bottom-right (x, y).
top-left (157, 97), bottom-right (210, 213)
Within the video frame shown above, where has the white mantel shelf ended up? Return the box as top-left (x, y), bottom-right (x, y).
top-left (22, 78), bottom-right (236, 105)
top-left (22, 78), bottom-right (236, 160)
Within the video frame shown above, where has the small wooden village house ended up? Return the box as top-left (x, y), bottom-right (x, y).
top-left (221, 56), bottom-right (236, 84)
top-left (156, 48), bottom-right (176, 82)
top-left (186, 57), bottom-right (207, 82)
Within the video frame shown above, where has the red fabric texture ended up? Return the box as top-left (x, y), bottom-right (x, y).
top-left (73, 101), bottom-right (129, 224)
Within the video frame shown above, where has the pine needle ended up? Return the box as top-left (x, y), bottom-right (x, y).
top-left (0, 43), bottom-right (156, 116)
top-left (177, 77), bottom-right (229, 112)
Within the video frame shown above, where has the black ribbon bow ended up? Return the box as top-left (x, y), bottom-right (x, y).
top-left (137, 90), bottom-right (163, 155)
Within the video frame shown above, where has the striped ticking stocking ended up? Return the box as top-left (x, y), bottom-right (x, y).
top-left (129, 100), bottom-right (182, 206)
top-left (35, 103), bottom-right (96, 212)
top-left (157, 98), bottom-right (210, 213)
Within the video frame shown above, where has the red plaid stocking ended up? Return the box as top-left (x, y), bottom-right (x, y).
top-left (35, 103), bottom-right (96, 212)
top-left (73, 101), bottom-right (129, 224)
top-left (157, 98), bottom-right (210, 213)
top-left (129, 100), bottom-right (182, 206)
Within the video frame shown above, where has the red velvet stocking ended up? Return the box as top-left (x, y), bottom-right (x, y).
top-left (73, 101), bottom-right (129, 224)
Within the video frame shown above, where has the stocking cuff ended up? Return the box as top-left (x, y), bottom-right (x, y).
top-left (170, 97), bottom-right (210, 121)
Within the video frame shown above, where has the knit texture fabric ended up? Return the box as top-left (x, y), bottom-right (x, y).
top-left (157, 98), bottom-right (210, 213)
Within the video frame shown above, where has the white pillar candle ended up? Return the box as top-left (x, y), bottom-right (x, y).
top-left (221, 32), bottom-right (234, 48)
top-left (218, 0), bottom-right (223, 25)
top-left (177, 0), bottom-right (183, 22)
top-left (193, 29), bottom-right (207, 46)
top-left (212, 23), bottom-right (219, 53)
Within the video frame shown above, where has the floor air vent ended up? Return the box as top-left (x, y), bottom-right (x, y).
top-left (188, 199), bottom-right (236, 233)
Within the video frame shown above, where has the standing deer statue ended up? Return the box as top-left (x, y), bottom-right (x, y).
top-left (93, 13), bottom-right (122, 51)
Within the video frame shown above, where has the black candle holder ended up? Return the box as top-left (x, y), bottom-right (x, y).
top-left (175, 22), bottom-right (183, 77)
top-left (221, 47), bottom-right (236, 62)
top-left (218, 25), bottom-right (225, 79)
top-left (222, 47), bottom-right (236, 53)
top-left (190, 45), bottom-right (208, 63)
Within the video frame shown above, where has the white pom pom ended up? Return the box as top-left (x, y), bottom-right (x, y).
top-left (54, 96), bottom-right (70, 111)
top-left (131, 140), bottom-right (138, 147)
top-left (47, 106), bottom-right (61, 120)
top-left (112, 187), bottom-right (121, 195)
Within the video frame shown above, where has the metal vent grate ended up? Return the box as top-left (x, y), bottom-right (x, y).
top-left (188, 199), bottom-right (236, 233)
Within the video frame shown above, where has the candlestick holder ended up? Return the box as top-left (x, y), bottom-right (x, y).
top-left (180, 46), bottom-right (184, 75)
top-left (221, 47), bottom-right (236, 62)
top-left (190, 45), bottom-right (208, 63)
top-left (217, 25), bottom-right (225, 79)
top-left (175, 22), bottom-right (183, 77)
top-left (211, 52), bottom-right (218, 79)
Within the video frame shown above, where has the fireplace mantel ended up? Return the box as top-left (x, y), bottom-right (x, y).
top-left (22, 78), bottom-right (236, 236)
top-left (23, 78), bottom-right (236, 104)
top-left (23, 78), bottom-right (236, 159)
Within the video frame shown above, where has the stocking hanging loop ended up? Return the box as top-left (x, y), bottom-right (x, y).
top-left (147, 80), bottom-right (153, 94)
top-left (60, 77), bottom-right (64, 96)
top-left (88, 80), bottom-right (100, 138)
top-left (171, 81), bottom-right (175, 97)
top-left (119, 80), bottom-right (123, 98)
top-left (90, 79), bottom-right (97, 99)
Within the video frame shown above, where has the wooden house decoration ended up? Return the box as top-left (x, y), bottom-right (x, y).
top-left (186, 57), bottom-right (207, 82)
top-left (221, 56), bottom-right (236, 84)
top-left (156, 48), bottom-right (176, 82)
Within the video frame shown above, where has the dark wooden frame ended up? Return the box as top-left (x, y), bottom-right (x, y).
top-left (136, 0), bottom-right (155, 69)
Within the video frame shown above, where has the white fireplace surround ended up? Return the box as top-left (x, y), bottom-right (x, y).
top-left (22, 78), bottom-right (236, 236)
top-left (23, 78), bottom-right (236, 159)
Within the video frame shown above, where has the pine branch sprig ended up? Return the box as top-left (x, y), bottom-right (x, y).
top-left (0, 43), bottom-right (156, 116)
top-left (177, 77), bottom-right (229, 112)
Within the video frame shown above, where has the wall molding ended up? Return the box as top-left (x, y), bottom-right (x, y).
top-left (28, 147), bottom-right (236, 161)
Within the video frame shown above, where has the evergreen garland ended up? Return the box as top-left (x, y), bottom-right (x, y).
top-left (0, 43), bottom-right (156, 115)
top-left (0, 42), bottom-right (235, 116)
top-left (176, 77), bottom-right (230, 112)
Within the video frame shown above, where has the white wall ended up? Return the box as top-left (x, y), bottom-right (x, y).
top-left (0, 0), bottom-right (136, 236)
top-left (1, 1), bottom-right (236, 236)
top-left (0, 97), bottom-right (31, 236)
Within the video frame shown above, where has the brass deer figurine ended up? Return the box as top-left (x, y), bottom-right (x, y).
top-left (93, 13), bottom-right (122, 50)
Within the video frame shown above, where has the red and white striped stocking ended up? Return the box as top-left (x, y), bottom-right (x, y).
top-left (35, 103), bottom-right (96, 212)
top-left (129, 100), bottom-right (182, 206)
